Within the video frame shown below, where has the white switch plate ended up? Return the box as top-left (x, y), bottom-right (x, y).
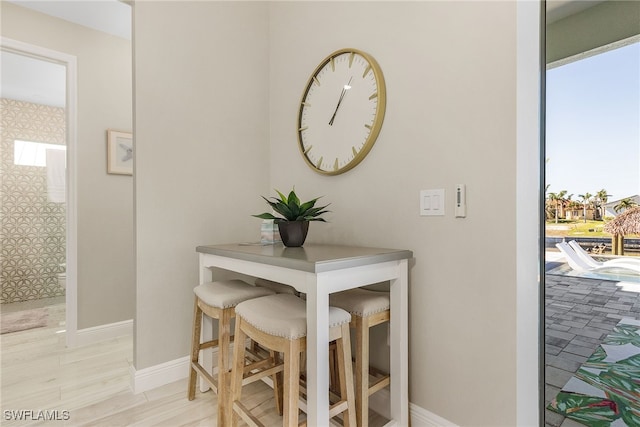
top-left (420, 189), bottom-right (445, 216)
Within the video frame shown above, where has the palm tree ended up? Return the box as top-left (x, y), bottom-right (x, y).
top-left (547, 192), bottom-right (561, 223)
top-left (595, 189), bottom-right (610, 220)
top-left (557, 190), bottom-right (570, 221)
top-left (614, 198), bottom-right (638, 213)
top-left (568, 200), bottom-right (581, 211)
top-left (578, 193), bottom-right (592, 223)
top-left (546, 189), bottom-right (571, 222)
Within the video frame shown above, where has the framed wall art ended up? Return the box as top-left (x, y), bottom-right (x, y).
top-left (107, 130), bottom-right (133, 175)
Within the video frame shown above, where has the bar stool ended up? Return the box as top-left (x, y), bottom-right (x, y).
top-left (329, 287), bottom-right (391, 427)
top-left (187, 279), bottom-right (276, 426)
top-left (255, 278), bottom-right (299, 296)
top-left (230, 293), bottom-right (357, 427)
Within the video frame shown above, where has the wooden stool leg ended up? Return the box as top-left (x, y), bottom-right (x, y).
top-left (337, 323), bottom-right (357, 427)
top-left (329, 342), bottom-right (339, 394)
top-left (271, 350), bottom-right (284, 416)
top-left (217, 308), bottom-right (232, 427)
top-left (355, 315), bottom-right (370, 427)
top-left (188, 298), bottom-right (202, 401)
top-left (283, 339), bottom-right (301, 427)
top-left (230, 318), bottom-right (247, 427)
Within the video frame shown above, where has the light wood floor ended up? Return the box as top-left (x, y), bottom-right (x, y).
top-left (1, 303), bottom-right (387, 426)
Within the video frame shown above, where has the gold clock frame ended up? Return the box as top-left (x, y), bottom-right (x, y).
top-left (297, 48), bottom-right (387, 176)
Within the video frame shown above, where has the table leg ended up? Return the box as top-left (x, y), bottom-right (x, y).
top-left (306, 286), bottom-right (330, 426)
top-left (199, 258), bottom-right (213, 393)
top-left (390, 259), bottom-right (409, 425)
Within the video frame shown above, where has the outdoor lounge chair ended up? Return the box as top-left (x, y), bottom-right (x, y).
top-left (556, 242), bottom-right (640, 274)
top-left (567, 240), bottom-right (640, 269)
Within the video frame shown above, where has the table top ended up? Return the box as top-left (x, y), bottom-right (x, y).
top-left (196, 243), bottom-right (413, 273)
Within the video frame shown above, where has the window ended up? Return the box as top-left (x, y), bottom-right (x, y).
top-left (14, 140), bottom-right (66, 167)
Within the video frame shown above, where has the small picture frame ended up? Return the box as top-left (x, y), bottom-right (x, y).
top-left (107, 130), bottom-right (133, 175)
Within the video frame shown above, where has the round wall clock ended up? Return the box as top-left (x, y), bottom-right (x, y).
top-left (297, 48), bottom-right (386, 175)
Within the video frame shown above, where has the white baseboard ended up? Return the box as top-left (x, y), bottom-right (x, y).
top-left (370, 388), bottom-right (457, 427)
top-left (410, 402), bottom-right (458, 426)
top-left (129, 354), bottom-right (457, 427)
top-left (131, 355), bottom-right (190, 394)
top-left (75, 319), bottom-right (133, 347)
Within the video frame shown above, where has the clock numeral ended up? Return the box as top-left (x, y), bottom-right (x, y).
top-left (333, 158), bottom-right (339, 171)
top-left (303, 145), bottom-right (313, 154)
top-left (352, 146), bottom-right (358, 157)
top-left (348, 52), bottom-right (355, 68)
top-left (316, 157), bottom-right (323, 169)
top-left (330, 57), bottom-right (335, 72)
top-left (298, 126), bottom-right (308, 132)
top-left (364, 124), bottom-right (372, 130)
top-left (362, 65), bottom-right (372, 79)
top-left (369, 92), bottom-right (378, 101)
top-left (302, 101), bottom-right (311, 107)
top-left (313, 76), bottom-right (321, 86)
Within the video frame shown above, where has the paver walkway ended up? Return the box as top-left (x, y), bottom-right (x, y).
top-left (544, 273), bottom-right (640, 427)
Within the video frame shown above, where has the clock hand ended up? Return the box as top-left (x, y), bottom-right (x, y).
top-left (328, 76), bottom-right (353, 126)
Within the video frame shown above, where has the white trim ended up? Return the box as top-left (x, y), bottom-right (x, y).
top-left (516, 1), bottom-right (541, 426)
top-left (368, 389), bottom-right (458, 427)
top-left (131, 355), bottom-right (190, 394)
top-left (75, 319), bottom-right (133, 347)
top-left (410, 402), bottom-right (459, 427)
top-left (131, 353), bottom-right (460, 427)
top-left (547, 34), bottom-right (640, 70)
top-left (369, 388), bottom-right (458, 427)
top-left (0, 37), bottom-right (79, 348)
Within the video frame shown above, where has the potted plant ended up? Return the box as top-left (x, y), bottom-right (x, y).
top-left (253, 188), bottom-right (330, 247)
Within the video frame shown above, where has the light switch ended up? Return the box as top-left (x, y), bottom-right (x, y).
top-left (420, 189), bottom-right (445, 216)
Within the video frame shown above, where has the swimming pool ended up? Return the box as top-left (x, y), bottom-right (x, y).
top-left (546, 261), bottom-right (640, 284)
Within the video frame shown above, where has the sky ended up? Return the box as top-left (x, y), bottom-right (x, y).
top-left (546, 41), bottom-right (640, 204)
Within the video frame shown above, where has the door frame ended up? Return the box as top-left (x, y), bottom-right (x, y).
top-left (1, 37), bottom-right (79, 347)
top-left (515, 1), bottom-right (544, 425)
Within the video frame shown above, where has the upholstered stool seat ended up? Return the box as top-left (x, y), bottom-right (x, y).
top-left (187, 279), bottom-right (275, 426)
top-left (230, 293), bottom-right (357, 427)
top-left (329, 288), bottom-right (391, 427)
top-left (194, 280), bottom-right (276, 308)
top-left (255, 278), bottom-right (299, 296)
top-left (329, 287), bottom-right (390, 317)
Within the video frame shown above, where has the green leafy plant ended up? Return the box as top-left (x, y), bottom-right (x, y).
top-left (253, 188), bottom-right (329, 223)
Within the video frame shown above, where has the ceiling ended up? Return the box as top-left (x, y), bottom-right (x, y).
top-left (1, 0), bottom-right (131, 107)
top-left (2, 0), bottom-right (605, 108)
top-left (1, 51), bottom-right (67, 107)
top-left (547, 0), bottom-right (606, 23)
top-left (5, 0), bottom-right (131, 39)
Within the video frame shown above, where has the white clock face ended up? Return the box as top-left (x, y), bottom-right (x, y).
top-left (298, 49), bottom-right (386, 175)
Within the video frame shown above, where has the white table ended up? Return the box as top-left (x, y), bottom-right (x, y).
top-left (196, 243), bottom-right (412, 426)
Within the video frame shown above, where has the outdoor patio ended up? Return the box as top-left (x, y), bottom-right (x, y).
top-left (544, 268), bottom-right (640, 427)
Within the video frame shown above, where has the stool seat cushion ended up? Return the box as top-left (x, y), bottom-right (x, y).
top-left (194, 280), bottom-right (275, 309)
top-left (254, 278), bottom-right (298, 295)
top-left (329, 288), bottom-right (390, 317)
top-left (235, 294), bottom-right (351, 340)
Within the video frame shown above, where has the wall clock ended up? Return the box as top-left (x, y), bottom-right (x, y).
top-left (297, 48), bottom-right (386, 175)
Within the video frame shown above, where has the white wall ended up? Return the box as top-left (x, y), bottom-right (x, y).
top-left (1, 2), bottom-right (134, 329)
top-left (133, 1), bottom-right (270, 369)
top-left (268, 2), bottom-right (519, 425)
top-left (132, 1), bottom-right (541, 424)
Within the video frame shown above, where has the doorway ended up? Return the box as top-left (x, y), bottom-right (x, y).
top-left (543, 6), bottom-right (640, 424)
top-left (1, 38), bottom-right (78, 345)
